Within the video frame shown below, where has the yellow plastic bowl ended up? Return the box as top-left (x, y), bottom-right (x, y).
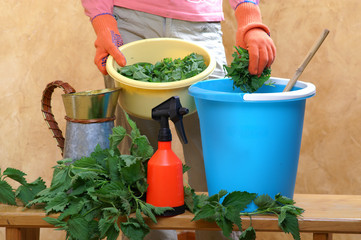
top-left (106, 38), bottom-right (216, 119)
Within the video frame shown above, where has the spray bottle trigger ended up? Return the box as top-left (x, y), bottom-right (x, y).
top-left (152, 96), bottom-right (189, 144)
top-left (168, 97), bottom-right (188, 144)
top-left (174, 119), bottom-right (188, 144)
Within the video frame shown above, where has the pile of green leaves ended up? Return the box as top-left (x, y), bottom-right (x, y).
top-left (118, 53), bottom-right (207, 82)
top-left (224, 46), bottom-right (272, 93)
top-left (0, 112), bottom-right (304, 240)
top-left (185, 187), bottom-right (304, 240)
top-left (28, 115), bottom-right (170, 240)
top-left (1, 114), bottom-right (169, 240)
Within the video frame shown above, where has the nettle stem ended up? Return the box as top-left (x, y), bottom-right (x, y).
top-left (240, 208), bottom-right (279, 217)
top-left (83, 206), bottom-right (101, 217)
top-left (70, 166), bottom-right (107, 174)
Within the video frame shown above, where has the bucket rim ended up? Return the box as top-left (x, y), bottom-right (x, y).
top-left (188, 77), bottom-right (316, 102)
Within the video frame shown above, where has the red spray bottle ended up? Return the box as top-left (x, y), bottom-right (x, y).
top-left (146, 96), bottom-right (189, 216)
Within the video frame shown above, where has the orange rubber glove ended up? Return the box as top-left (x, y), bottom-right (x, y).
top-left (91, 14), bottom-right (126, 75)
top-left (235, 3), bottom-right (276, 76)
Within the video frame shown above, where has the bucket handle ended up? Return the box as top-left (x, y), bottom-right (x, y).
top-left (41, 80), bottom-right (76, 156)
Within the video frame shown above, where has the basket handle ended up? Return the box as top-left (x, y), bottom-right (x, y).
top-left (41, 80), bottom-right (76, 156)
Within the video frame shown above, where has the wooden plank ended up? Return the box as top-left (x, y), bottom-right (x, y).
top-left (6, 228), bottom-right (21, 240)
top-left (0, 194), bottom-right (361, 234)
top-left (313, 233), bottom-right (333, 240)
top-left (0, 204), bottom-right (57, 228)
top-left (5, 227), bottom-right (40, 240)
top-left (295, 194), bottom-right (361, 234)
top-left (177, 231), bottom-right (196, 240)
top-left (21, 228), bottom-right (40, 240)
top-left (134, 194), bottom-right (361, 233)
top-left (294, 194), bottom-right (361, 219)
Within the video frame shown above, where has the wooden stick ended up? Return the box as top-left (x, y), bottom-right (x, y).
top-left (283, 29), bottom-right (330, 92)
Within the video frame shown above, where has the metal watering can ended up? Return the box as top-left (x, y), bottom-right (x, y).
top-left (41, 80), bottom-right (121, 160)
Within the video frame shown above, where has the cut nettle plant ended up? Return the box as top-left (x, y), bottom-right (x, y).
top-left (184, 187), bottom-right (304, 240)
top-left (0, 112), bottom-right (304, 240)
top-left (118, 53), bottom-right (207, 82)
top-left (224, 46), bottom-right (272, 93)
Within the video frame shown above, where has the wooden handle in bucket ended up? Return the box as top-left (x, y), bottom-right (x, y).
top-left (283, 29), bottom-right (330, 92)
top-left (41, 80), bottom-right (76, 156)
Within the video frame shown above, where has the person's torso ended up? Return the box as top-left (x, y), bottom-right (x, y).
top-left (114, 0), bottom-right (224, 22)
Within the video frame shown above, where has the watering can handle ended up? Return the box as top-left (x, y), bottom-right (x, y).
top-left (41, 80), bottom-right (76, 156)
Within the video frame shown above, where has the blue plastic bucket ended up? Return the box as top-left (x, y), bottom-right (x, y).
top-left (188, 77), bottom-right (315, 211)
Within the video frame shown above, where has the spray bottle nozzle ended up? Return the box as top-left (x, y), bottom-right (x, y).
top-left (152, 96), bottom-right (188, 144)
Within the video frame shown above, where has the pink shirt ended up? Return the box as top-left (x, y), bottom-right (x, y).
top-left (82, 0), bottom-right (259, 22)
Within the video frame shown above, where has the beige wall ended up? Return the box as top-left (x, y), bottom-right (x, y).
top-left (1, 0), bottom-right (360, 239)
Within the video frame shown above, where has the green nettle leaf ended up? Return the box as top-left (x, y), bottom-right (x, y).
top-left (239, 226), bottom-right (256, 240)
top-left (120, 155), bottom-right (137, 167)
top-left (172, 68), bottom-right (182, 80)
top-left (96, 181), bottom-right (127, 199)
top-left (43, 217), bottom-right (67, 228)
top-left (120, 218), bottom-right (150, 240)
top-left (0, 180), bottom-right (16, 205)
top-left (72, 156), bottom-right (97, 169)
top-left (224, 46), bottom-right (272, 93)
top-left (15, 177), bottom-right (46, 204)
top-left (72, 170), bottom-right (99, 181)
top-left (279, 207), bottom-right (288, 224)
top-left (275, 193), bottom-right (296, 205)
top-left (208, 189), bottom-right (228, 203)
top-left (106, 155), bottom-right (121, 181)
top-left (133, 70), bottom-right (151, 81)
top-left (131, 136), bottom-right (154, 159)
top-left (25, 190), bottom-right (54, 207)
top-left (45, 192), bottom-right (69, 213)
top-left (222, 191), bottom-right (257, 212)
top-left (139, 202), bottom-right (157, 223)
top-left (58, 199), bottom-right (85, 221)
top-left (182, 164), bottom-right (191, 174)
top-left (109, 126), bottom-right (127, 150)
top-left (193, 193), bottom-right (210, 212)
top-left (254, 194), bottom-right (277, 210)
top-left (287, 205), bottom-right (305, 216)
top-left (99, 217), bottom-right (116, 238)
top-left (90, 146), bottom-right (109, 168)
top-left (120, 158), bottom-right (145, 184)
top-left (118, 197), bottom-right (131, 215)
top-left (278, 213), bottom-right (301, 240)
top-left (136, 179), bottom-right (148, 194)
top-left (125, 112), bottom-right (140, 138)
top-left (193, 204), bottom-right (216, 221)
top-left (216, 216), bottom-right (234, 239)
top-left (184, 186), bottom-right (196, 212)
top-left (135, 209), bottom-right (145, 225)
top-left (49, 167), bottom-right (72, 192)
top-left (3, 168), bottom-right (27, 185)
top-left (67, 183), bottom-right (87, 197)
top-left (67, 216), bottom-right (91, 240)
top-left (102, 207), bottom-right (121, 218)
top-left (104, 222), bottom-right (120, 240)
top-left (224, 206), bottom-right (242, 232)
top-left (144, 202), bottom-right (173, 216)
top-left (56, 158), bottom-right (73, 166)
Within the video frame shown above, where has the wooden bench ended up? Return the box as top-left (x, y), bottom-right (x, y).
top-left (1, 194), bottom-right (361, 240)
